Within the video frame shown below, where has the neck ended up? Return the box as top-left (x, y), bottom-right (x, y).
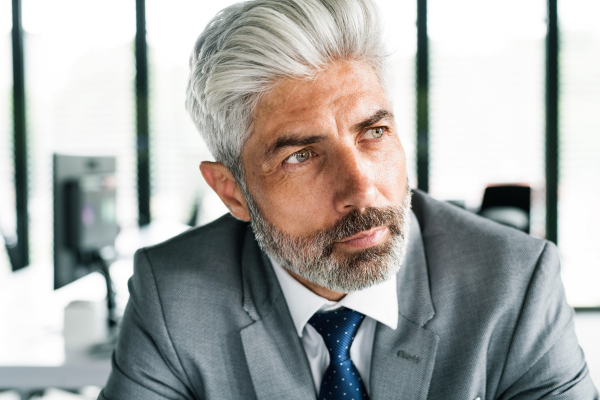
top-left (285, 269), bottom-right (346, 302)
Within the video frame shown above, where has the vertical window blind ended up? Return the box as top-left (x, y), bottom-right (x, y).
top-left (22, 0), bottom-right (137, 265)
top-left (558, 0), bottom-right (600, 307)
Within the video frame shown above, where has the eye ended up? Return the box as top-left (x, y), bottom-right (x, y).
top-left (365, 127), bottom-right (385, 139)
top-left (284, 149), bottom-right (311, 164)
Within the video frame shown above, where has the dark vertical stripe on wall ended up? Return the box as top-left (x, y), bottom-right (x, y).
top-left (11, 0), bottom-right (28, 270)
top-left (545, 0), bottom-right (559, 244)
top-left (136, 0), bottom-right (151, 226)
top-left (416, 0), bottom-right (429, 192)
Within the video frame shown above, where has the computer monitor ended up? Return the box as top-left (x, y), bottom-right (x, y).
top-left (53, 154), bottom-right (119, 290)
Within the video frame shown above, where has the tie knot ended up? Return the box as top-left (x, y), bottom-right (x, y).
top-left (308, 308), bottom-right (366, 362)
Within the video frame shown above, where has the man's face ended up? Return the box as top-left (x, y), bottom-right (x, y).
top-left (241, 61), bottom-right (410, 292)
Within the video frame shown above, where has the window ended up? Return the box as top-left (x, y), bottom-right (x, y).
top-left (23, 0), bottom-right (137, 265)
top-left (145, 0), bottom-right (236, 227)
top-left (377, 0), bottom-right (417, 185)
top-left (0, 1), bottom-right (13, 276)
top-left (559, 0), bottom-right (600, 307)
top-left (1, 1), bottom-right (597, 309)
top-left (428, 0), bottom-right (547, 238)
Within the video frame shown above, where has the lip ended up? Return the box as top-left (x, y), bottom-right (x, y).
top-left (336, 226), bottom-right (388, 249)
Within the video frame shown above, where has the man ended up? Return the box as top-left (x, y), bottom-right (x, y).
top-left (99, 0), bottom-right (598, 399)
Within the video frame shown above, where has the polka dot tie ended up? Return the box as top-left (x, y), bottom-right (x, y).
top-left (308, 307), bottom-right (369, 400)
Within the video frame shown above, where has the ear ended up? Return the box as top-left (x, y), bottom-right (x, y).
top-left (200, 161), bottom-right (251, 222)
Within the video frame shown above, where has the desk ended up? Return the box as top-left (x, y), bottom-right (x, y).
top-left (0, 365), bottom-right (111, 390)
top-left (0, 221), bottom-right (189, 395)
top-left (0, 260), bottom-right (132, 393)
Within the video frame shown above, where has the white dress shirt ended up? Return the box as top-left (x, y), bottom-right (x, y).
top-left (269, 256), bottom-right (398, 395)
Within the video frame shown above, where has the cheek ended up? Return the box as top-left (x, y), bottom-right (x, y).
top-left (372, 142), bottom-right (407, 200)
top-left (252, 172), bottom-right (335, 235)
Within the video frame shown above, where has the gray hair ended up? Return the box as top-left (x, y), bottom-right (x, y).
top-left (186, 0), bottom-right (389, 185)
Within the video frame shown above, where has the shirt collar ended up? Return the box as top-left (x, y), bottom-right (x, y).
top-left (269, 255), bottom-right (398, 337)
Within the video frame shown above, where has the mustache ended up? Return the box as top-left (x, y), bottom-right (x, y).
top-left (308, 206), bottom-right (405, 245)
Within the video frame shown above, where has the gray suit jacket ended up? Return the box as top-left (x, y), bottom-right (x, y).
top-left (99, 190), bottom-right (598, 399)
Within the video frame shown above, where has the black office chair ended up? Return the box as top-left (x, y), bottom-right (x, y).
top-left (478, 185), bottom-right (531, 233)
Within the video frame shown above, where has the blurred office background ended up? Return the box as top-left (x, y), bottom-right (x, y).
top-left (0, 0), bottom-right (598, 398)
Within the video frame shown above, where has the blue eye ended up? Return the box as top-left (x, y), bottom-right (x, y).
top-left (367, 127), bottom-right (385, 138)
top-left (285, 149), bottom-right (311, 164)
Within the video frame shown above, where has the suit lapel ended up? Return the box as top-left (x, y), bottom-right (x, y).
top-left (370, 316), bottom-right (439, 399)
top-left (239, 227), bottom-right (316, 400)
top-left (370, 211), bottom-right (439, 400)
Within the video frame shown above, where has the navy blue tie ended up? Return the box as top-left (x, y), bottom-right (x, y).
top-left (308, 307), bottom-right (369, 400)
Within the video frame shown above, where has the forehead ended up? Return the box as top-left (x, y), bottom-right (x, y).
top-left (251, 61), bottom-right (390, 141)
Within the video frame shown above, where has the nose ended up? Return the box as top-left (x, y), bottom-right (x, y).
top-left (332, 147), bottom-right (378, 213)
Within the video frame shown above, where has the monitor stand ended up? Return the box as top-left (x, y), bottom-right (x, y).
top-left (79, 250), bottom-right (119, 359)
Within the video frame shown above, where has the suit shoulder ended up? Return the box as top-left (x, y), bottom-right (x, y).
top-left (127, 214), bottom-right (254, 364)
top-left (140, 213), bottom-right (250, 278)
top-left (412, 191), bottom-right (557, 342)
top-left (411, 189), bottom-right (544, 248)
top-left (411, 189), bottom-right (549, 295)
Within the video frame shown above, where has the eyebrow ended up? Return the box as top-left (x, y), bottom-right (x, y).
top-left (352, 108), bottom-right (394, 133)
top-left (264, 134), bottom-right (326, 161)
top-left (262, 108), bottom-right (394, 162)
